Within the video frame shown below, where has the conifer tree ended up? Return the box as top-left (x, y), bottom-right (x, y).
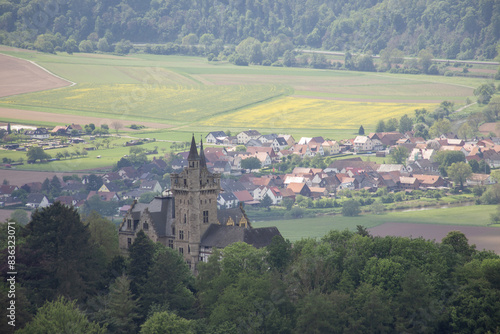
top-left (105, 275), bottom-right (139, 334)
top-left (128, 230), bottom-right (155, 297)
top-left (18, 202), bottom-right (102, 308)
top-left (358, 125), bottom-right (365, 135)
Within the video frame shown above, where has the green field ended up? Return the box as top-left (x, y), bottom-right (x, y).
top-left (252, 204), bottom-right (498, 241)
top-left (0, 49), bottom-right (485, 136)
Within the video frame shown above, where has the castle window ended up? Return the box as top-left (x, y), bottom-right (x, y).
top-left (179, 230), bottom-right (184, 240)
top-left (127, 238), bottom-right (132, 248)
top-left (143, 222), bottom-right (149, 230)
top-left (188, 245), bottom-right (190, 254)
top-left (203, 211), bottom-right (209, 223)
top-left (184, 214), bottom-right (187, 224)
top-left (172, 227), bottom-right (175, 236)
top-left (127, 219), bottom-right (131, 229)
top-left (168, 239), bottom-right (173, 249)
top-left (184, 179), bottom-right (187, 186)
top-left (179, 247), bottom-right (184, 254)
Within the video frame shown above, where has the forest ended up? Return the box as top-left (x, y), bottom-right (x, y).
top-left (0, 0), bottom-right (499, 60)
top-left (1, 203), bottom-right (500, 333)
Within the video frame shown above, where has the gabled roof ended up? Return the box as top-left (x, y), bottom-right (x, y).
top-left (274, 137), bottom-right (288, 146)
top-left (207, 131), bottom-right (226, 138)
top-left (287, 182), bottom-right (308, 194)
top-left (127, 197), bottom-right (174, 237)
top-left (233, 190), bottom-right (254, 202)
top-left (26, 193), bottom-right (48, 204)
top-left (0, 185), bottom-right (18, 195)
top-left (241, 130), bottom-right (261, 137)
top-left (219, 192), bottom-right (238, 201)
top-left (217, 206), bottom-right (249, 226)
top-left (201, 224), bottom-right (281, 249)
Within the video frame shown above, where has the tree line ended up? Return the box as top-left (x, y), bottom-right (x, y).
top-left (1, 0), bottom-right (499, 62)
top-left (2, 202), bottom-right (500, 333)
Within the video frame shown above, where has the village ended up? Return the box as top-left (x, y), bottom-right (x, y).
top-left (0, 123), bottom-right (498, 220)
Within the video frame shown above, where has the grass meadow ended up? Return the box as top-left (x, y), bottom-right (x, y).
top-left (252, 204), bottom-right (498, 241)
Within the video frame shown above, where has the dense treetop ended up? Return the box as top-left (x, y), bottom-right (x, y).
top-left (1, 0), bottom-right (499, 59)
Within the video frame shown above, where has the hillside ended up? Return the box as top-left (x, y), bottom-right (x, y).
top-left (0, 0), bottom-right (499, 60)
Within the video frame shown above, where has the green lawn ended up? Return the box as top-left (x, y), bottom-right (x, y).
top-left (252, 204), bottom-right (497, 241)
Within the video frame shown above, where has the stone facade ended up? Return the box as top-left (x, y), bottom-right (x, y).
top-left (170, 137), bottom-right (221, 272)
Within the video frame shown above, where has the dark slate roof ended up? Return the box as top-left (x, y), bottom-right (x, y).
top-left (221, 179), bottom-right (247, 192)
top-left (275, 137), bottom-right (288, 146)
top-left (129, 197), bottom-right (174, 237)
top-left (26, 193), bottom-right (47, 204)
top-left (207, 131), bottom-right (226, 138)
top-left (187, 135), bottom-right (200, 161)
top-left (201, 224), bottom-right (281, 249)
top-left (217, 206), bottom-right (248, 225)
top-left (243, 130), bottom-right (261, 136)
top-left (219, 192), bottom-right (238, 202)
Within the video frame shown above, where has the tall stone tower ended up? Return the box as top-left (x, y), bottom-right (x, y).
top-left (170, 135), bottom-right (220, 272)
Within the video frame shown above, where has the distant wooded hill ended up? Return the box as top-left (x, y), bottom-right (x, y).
top-left (0, 0), bottom-right (499, 60)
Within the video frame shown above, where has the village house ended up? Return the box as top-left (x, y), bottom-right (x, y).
top-left (413, 174), bottom-right (446, 188)
top-left (399, 176), bottom-right (420, 190)
top-left (26, 193), bottom-right (50, 209)
top-left (353, 136), bottom-right (373, 152)
top-left (322, 140), bottom-right (341, 155)
top-left (467, 173), bottom-right (496, 186)
top-left (205, 131), bottom-right (227, 144)
top-left (272, 137), bottom-right (289, 152)
top-left (287, 182), bottom-right (311, 197)
top-left (0, 185), bottom-right (18, 199)
top-left (237, 130), bottom-right (262, 144)
top-left (258, 134), bottom-right (278, 144)
top-left (24, 128), bottom-right (50, 139)
top-left (217, 192), bottom-right (239, 209)
top-left (279, 134), bottom-right (295, 146)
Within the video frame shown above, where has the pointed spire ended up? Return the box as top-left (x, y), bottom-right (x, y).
top-left (187, 134), bottom-right (200, 161)
top-left (199, 136), bottom-right (207, 168)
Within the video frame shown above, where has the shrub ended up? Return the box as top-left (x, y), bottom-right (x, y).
top-left (342, 199), bottom-right (361, 217)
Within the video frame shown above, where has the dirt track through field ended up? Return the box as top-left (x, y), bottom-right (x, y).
top-left (369, 222), bottom-right (500, 254)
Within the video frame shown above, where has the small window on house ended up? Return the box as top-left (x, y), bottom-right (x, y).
top-left (127, 219), bottom-right (132, 229)
top-left (179, 230), bottom-right (184, 240)
top-left (168, 239), bottom-right (174, 249)
top-left (179, 247), bottom-right (184, 254)
top-left (143, 222), bottom-right (149, 230)
top-left (203, 210), bottom-right (209, 223)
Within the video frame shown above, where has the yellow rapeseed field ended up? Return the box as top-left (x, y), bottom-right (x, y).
top-left (201, 97), bottom-right (438, 129)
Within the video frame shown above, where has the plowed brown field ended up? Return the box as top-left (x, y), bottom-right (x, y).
top-left (369, 222), bottom-right (500, 253)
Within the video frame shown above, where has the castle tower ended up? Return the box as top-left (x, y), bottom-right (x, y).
top-left (170, 135), bottom-right (220, 273)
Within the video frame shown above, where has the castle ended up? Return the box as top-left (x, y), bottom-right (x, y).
top-left (118, 135), bottom-right (281, 274)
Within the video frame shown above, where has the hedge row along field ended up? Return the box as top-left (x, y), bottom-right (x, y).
top-left (201, 96), bottom-right (438, 130)
top-left (0, 83), bottom-right (292, 124)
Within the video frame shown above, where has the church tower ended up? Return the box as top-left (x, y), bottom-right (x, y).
top-left (170, 135), bottom-right (220, 272)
